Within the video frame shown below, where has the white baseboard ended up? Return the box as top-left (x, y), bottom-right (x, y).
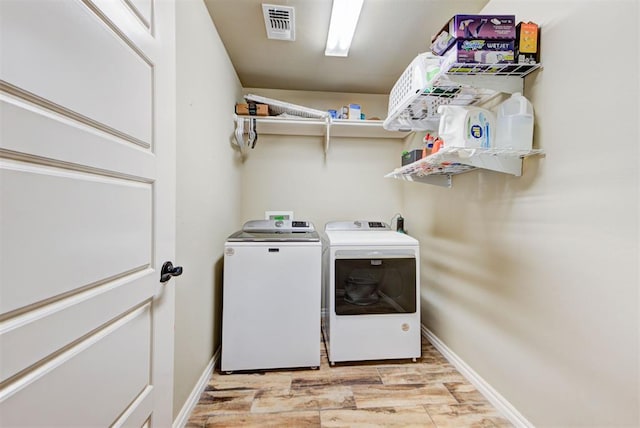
top-left (172, 347), bottom-right (220, 428)
top-left (421, 325), bottom-right (533, 428)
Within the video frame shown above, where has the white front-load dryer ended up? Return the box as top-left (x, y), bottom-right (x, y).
top-left (323, 220), bottom-right (420, 364)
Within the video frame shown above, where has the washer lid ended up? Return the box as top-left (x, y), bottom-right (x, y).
top-left (325, 220), bottom-right (390, 231)
top-left (228, 219), bottom-right (319, 242)
top-left (227, 230), bottom-right (320, 242)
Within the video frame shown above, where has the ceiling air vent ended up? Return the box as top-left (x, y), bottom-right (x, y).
top-left (262, 4), bottom-right (295, 41)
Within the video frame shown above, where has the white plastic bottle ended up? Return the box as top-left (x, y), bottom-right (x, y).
top-left (437, 105), bottom-right (495, 149)
top-left (464, 107), bottom-right (495, 149)
top-left (437, 105), bottom-right (467, 148)
top-left (494, 93), bottom-right (534, 150)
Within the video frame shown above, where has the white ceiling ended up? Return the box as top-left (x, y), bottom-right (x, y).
top-left (203, 0), bottom-right (490, 95)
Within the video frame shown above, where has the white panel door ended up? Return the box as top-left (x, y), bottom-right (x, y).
top-left (0, 0), bottom-right (176, 426)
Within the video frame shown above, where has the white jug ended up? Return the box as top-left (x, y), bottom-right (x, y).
top-left (495, 93), bottom-right (534, 150)
top-left (437, 105), bottom-right (495, 149)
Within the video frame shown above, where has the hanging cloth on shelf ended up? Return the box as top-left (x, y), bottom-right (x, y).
top-left (234, 117), bottom-right (259, 151)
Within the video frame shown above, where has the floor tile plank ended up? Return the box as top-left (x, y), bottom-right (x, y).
top-left (425, 403), bottom-right (512, 428)
top-left (206, 372), bottom-right (292, 392)
top-left (351, 383), bottom-right (458, 409)
top-left (321, 405), bottom-right (436, 427)
top-left (204, 410), bottom-right (320, 427)
top-left (251, 385), bottom-right (356, 413)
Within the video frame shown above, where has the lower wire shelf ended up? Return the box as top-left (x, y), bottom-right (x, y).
top-left (385, 147), bottom-right (544, 188)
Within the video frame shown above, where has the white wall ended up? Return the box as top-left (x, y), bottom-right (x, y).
top-left (240, 89), bottom-right (404, 229)
top-left (174, 0), bottom-right (243, 418)
top-left (406, 1), bottom-right (639, 426)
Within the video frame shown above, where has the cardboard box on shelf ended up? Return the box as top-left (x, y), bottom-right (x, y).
top-left (431, 14), bottom-right (516, 56)
top-left (516, 21), bottom-right (540, 64)
top-left (235, 103), bottom-right (269, 116)
top-left (450, 14), bottom-right (516, 39)
top-left (431, 30), bottom-right (456, 56)
top-left (442, 39), bottom-right (515, 64)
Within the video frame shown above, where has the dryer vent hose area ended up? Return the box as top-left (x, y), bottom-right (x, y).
top-left (390, 213), bottom-right (405, 233)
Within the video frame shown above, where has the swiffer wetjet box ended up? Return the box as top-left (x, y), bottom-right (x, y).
top-left (431, 14), bottom-right (516, 55)
top-left (443, 39), bottom-right (515, 64)
top-left (442, 39), bottom-right (515, 64)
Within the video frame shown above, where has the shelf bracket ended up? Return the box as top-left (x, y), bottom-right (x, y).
top-left (385, 172), bottom-right (453, 188)
top-left (324, 118), bottom-right (330, 155)
top-left (441, 150), bottom-right (525, 176)
top-left (411, 174), bottom-right (453, 187)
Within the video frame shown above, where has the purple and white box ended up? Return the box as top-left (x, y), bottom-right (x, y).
top-left (443, 39), bottom-right (515, 64)
top-left (449, 15), bottom-right (516, 39)
top-left (431, 14), bottom-right (516, 55)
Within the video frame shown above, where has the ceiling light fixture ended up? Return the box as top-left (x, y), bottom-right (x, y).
top-left (324, 0), bottom-right (364, 57)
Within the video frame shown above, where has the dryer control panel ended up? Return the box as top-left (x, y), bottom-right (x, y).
top-left (325, 220), bottom-right (391, 231)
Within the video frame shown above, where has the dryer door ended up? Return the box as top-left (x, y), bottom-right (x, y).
top-left (334, 250), bottom-right (417, 316)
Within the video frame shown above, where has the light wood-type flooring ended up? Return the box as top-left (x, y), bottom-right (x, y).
top-left (186, 337), bottom-right (512, 427)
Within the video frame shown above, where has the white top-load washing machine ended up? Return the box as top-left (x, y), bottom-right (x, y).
top-left (323, 220), bottom-right (420, 364)
top-left (221, 219), bottom-right (322, 372)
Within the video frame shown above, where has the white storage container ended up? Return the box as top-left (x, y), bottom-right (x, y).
top-left (437, 105), bottom-right (495, 149)
top-left (348, 104), bottom-right (361, 120)
top-left (495, 92), bottom-right (534, 150)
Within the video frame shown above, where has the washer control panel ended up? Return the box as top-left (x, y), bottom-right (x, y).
top-left (243, 219), bottom-right (315, 233)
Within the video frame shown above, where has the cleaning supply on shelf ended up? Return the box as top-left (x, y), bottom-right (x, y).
top-left (423, 133), bottom-right (435, 157)
top-left (494, 92), bottom-right (534, 150)
top-left (437, 105), bottom-right (495, 149)
top-left (402, 149), bottom-right (424, 166)
top-left (431, 137), bottom-right (443, 154)
top-left (348, 104), bottom-right (361, 120)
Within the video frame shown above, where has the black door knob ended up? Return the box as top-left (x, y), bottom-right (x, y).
top-left (160, 261), bottom-right (183, 283)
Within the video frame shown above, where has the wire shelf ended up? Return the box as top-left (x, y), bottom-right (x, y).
top-left (385, 147), bottom-right (544, 182)
top-left (445, 62), bottom-right (541, 76)
top-left (383, 57), bottom-right (541, 131)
